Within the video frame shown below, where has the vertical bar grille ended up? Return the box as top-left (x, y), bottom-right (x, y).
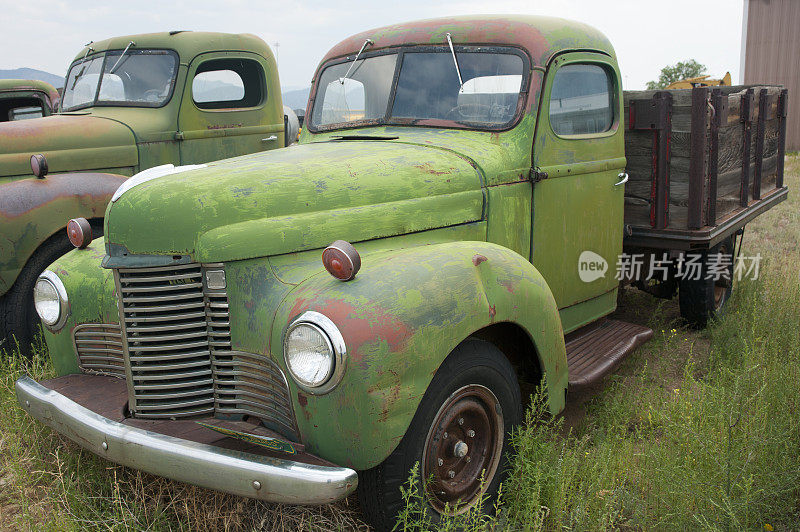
top-left (117, 263), bottom-right (215, 418)
top-left (74, 323), bottom-right (125, 378)
top-left (115, 263), bottom-right (298, 440)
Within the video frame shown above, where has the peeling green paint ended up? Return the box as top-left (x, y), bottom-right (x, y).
top-left (39, 16), bottom-right (625, 473)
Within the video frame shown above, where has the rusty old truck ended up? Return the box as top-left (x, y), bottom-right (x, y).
top-left (0, 31), bottom-right (298, 352)
top-left (15, 15), bottom-right (788, 530)
top-left (0, 79), bottom-right (60, 122)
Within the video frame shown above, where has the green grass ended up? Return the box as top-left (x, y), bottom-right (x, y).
top-left (399, 158), bottom-right (800, 531)
top-left (2, 159), bottom-right (799, 530)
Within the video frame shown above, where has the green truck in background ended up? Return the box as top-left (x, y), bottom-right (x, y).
top-left (0, 79), bottom-right (60, 121)
top-left (14, 16), bottom-right (789, 531)
top-left (0, 31), bottom-right (296, 352)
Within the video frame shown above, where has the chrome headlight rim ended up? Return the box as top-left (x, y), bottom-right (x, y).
top-left (284, 310), bottom-right (346, 395)
top-left (35, 270), bottom-right (69, 331)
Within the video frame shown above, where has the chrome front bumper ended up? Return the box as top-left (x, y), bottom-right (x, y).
top-left (15, 376), bottom-right (357, 504)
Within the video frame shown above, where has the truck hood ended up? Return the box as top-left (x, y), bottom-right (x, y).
top-left (105, 140), bottom-right (485, 263)
top-left (0, 114), bottom-right (138, 178)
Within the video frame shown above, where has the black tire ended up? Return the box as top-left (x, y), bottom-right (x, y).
top-left (358, 338), bottom-right (522, 531)
top-left (0, 221), bottom-right (102, 356)
top-left (679, 236), bottom-right (734, 328)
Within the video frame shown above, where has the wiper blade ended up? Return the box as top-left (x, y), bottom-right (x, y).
top-left (446, 33), bottom-right (464, 92)
top-left (109, 41), bottom-right (135, 74)
top-left (71, 42), bottom-right (95, 90)
top-left (340, 39), bottom-right (373, 84)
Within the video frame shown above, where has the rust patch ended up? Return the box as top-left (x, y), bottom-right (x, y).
top-left (472, 254), bottom-right (488, 266)
top-left (314, 299), bottom-right (413, 365)
top-left (488, 304), bottom-right (496, 319)
top-left (297, 392), bottom-right (308, 407)
top-left (0, 173), bottom-right (127, 219)
top-left (413, 162), bottom-right (452, 175)
top-left (499, 279), bottom-right (516, 294)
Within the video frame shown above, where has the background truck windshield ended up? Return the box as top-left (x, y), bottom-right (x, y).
top-left (311, 48), bottom-right (524, 130)
top-left (61, 49), bottom-right (178, 111)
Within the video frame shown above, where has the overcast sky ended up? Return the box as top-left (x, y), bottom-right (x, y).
top-left (1, 0), bottom-right (744, 90)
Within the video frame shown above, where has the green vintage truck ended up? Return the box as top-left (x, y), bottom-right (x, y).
top-left (15, 16), bottom-right (788, 530)
top-left (0, 79), bottom-right (60, 121)
top-left (0, 31), bottom-right (295, 353)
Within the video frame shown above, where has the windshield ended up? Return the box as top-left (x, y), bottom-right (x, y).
top-left (61, 49), bottom-right (178, 111)
top-left (310, 47), bottom-right (526, 131)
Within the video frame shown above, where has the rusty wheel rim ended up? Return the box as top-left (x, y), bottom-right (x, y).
top-left (421, 384), bottom-right (504, 515)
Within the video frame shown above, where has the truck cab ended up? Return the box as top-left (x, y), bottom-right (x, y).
top-left (0, 79), bottom-right (60, 121)
top-left (0, 31), bottom-right (293, 352)
top-left (14, 16), bottom-right (787, 531)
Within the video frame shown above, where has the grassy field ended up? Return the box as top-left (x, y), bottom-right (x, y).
top-left (1, 158), bottom-right (798, 531)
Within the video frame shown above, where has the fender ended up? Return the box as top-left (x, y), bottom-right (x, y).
top-left (0, 172), bottom-right (127, 295)
top-left (39, 238), bottom-right (120, 376)
top-left (271, 241), bottom-right (568, 470)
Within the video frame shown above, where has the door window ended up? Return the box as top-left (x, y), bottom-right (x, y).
top-left (192, 58), bottom-right (264, 109)
top-left (549, 64), bottom-right (614, 136)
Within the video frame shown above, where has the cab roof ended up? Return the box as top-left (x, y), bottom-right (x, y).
top-left (71, 31), bottom-right (273, 63)
top-left (0, 79), bottom-right (60, 102)
top-left (319, 15), bottom-right (615, 69)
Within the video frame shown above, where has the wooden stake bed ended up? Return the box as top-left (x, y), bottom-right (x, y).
top-left (566, 319), bottom-right (654, 389)
top-left (622, 84), bottom-right (788, 251)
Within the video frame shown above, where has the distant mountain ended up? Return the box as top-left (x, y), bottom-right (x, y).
top-left (281, 87), bottom-right (310, 110)
top-left (0, 68), bottom-right (64, 89)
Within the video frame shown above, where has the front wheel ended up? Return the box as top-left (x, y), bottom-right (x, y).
top-left (357, 339), bottom-right (521, 531)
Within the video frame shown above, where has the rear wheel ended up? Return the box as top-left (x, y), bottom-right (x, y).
top-left (679, 236), bottom-right (735, 328)
top-left (357, 339), bottom-right (521, 531)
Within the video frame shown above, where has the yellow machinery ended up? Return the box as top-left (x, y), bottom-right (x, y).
top-left (666, 72), bottom-right (732, 90)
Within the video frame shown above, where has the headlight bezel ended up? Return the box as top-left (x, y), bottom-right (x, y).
top-left (284, 310), bottom-right (346, 395)
top-left (34, 270), bottom-right (69, 331)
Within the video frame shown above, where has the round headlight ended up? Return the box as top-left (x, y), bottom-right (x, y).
top-left (284, 311), bottom-right (347, 394)
top-left (33, 271), bottom-right (68, 330)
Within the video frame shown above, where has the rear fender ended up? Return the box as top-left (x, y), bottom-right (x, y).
top-left (0, 172), bottom-right (127, 294)
top-left (271, 241), bottom-right (567, 469)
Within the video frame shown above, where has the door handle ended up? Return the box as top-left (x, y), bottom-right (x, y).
top-left (614, 173), bottom-right (629, 186)
top-left (262, 135), bottom-right (278, 142)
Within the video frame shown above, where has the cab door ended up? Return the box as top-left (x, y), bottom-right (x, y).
top-left (177, 51), bottom-right (284, 165)
top-left (530, 52), bottom-right (626, 332)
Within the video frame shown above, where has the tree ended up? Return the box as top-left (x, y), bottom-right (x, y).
top-left (646, 59), bottom-right (707, 90)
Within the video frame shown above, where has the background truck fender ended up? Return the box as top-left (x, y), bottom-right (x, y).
top-left (0, 172), bottom-right (127, 294)
top-left (271, 241), bottom-right (568, 470)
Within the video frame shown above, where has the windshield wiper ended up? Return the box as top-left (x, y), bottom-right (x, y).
top-left (445, 33), bottom-right (464, 92)
top-left (71, 42), bottom-right (95, 90)
top-left (340, 39), bottom-right (373, 84)
top-left (109, 41), bottom-right (135, 74)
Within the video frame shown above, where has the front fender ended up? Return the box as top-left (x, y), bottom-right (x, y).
top-left (272, 241), bottom-right (567, 470)
top-left (0, 172), bottom-right (127, 295)
top-left (40, 238), bottom-right (120, 376)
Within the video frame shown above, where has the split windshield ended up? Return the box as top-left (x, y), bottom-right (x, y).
top-left (61, 49), bottom-right (178, 111)
top-left (310, 47), bottom-right (525, 130)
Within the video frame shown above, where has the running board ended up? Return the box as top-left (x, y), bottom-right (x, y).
top-left (566, 319), bottom-right (653, 388)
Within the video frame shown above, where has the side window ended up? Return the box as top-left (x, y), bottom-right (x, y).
top-left (192, 58), bottom-right (265, 110)
top-left (549, 64), bottom-right (614, 136)
top-left (10, 105), bottom-right (45, 121)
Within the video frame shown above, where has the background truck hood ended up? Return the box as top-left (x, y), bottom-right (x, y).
top-left (0, 114), bottom-right (138, 178)
top-left (106, 140), bottom-right (485, 262)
